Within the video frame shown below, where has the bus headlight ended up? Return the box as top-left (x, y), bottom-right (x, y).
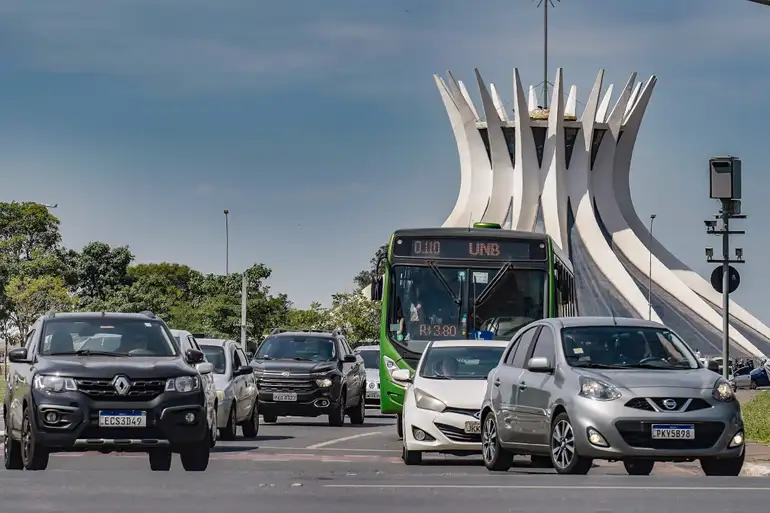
top-left (383, 355), bottom-right (399, 379)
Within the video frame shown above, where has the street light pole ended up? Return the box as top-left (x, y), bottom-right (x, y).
top-left (223, 209), bottom-right (230, 276)
top-left (648, 214), bottom-right (656, 320)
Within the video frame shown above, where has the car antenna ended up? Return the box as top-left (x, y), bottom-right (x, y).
top-left (609, 304), bottom-right (618, 325)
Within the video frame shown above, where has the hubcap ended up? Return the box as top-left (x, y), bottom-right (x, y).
top-left (482, 415), bottom-right (496, 463)
top-left (22, 419), bottom-right (31, 463)
top-left (551, 420), bottom-right (575, 469)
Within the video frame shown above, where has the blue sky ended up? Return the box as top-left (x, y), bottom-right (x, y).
top-left (1, 0), bottom-right (770, 320)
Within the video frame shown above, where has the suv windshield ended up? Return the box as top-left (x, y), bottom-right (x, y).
top-left (254, 336), bottom-right (336, 362)
top-left (357, 350), bottom-right (379, 369)
top-left (562, 326), bottom-right (699, 369)
top-left (41, 318), bottom-right (177, 357)
top-left (419, 345), bottom-right (505, 380)
top-left (200, 345), bottom-right (226, 374)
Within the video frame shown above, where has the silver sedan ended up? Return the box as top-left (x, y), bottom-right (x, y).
top-left (480, 317), bottom-right (745, 476)
top-left (198, 339), bottom-right (260, 440)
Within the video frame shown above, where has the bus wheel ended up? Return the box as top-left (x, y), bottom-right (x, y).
top-left (396, 414), bottom-right (403, 439)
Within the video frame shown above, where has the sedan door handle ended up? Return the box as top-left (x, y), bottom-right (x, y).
top-left (493, 378), bottom-right (501, 386)
top-left (518, 381), bottom-right (527, 390)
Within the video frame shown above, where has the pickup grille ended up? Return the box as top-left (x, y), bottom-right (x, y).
top-left (258, 375), bottom-right (316, 393)
top-left (75, 378), bottom-right (166, 401)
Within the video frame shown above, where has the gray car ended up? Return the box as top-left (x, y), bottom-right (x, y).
top-left (197, 339), bottom-right (259, 440)
top-left (355, 345), bottom-right (380, 407)
top-left (480, 317), bottom-right (745, 476)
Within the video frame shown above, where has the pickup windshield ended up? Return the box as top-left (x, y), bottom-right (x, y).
top-left (254, 336), bottom-right (336, 362)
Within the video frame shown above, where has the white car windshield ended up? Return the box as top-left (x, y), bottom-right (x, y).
top-left (419, 346), bottom-right (505, 380)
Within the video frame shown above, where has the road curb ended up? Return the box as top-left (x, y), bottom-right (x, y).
top-left (742, 462), bottom-right (770, 476)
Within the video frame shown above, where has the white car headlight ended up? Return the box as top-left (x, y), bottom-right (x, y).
top-left (712, 377), bottom-right (735, 402)
top-left (33, 375), bottom-right (77, 393)
top-left (165, 376), bottom-right (200, 393)
top-left (414, 388), bottom-right (446, 412)
top-left (578, 376), bottom-right (621, 401)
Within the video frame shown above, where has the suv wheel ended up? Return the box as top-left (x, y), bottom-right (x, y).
top-left (219, 404), bottom-right (237, 440)
top-left (21, 407), bottom-right (49, 471)
top-left (3, 415), bottom-right (23, 470)
top-left (328, 391), bottom-right (346, 427)
top-left (180, 440), bottom-right (211, 471)
top-left (241, 401), bottom-right (260, 438)
top-left (149, 449), bottom-right (172, 471)
top-left (349, 391), bottom-right (366, 425)
top-left (209, 408), bottom-right (218, 448)
top-left (263, 413), bottom-right (278, 423)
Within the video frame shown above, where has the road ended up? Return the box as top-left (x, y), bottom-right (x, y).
top-left (1, 409), bottom-right (769, 513)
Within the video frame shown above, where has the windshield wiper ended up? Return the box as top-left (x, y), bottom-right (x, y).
top-left (426, 374), bottom-right (451, 380)
top-left (427, 262), bottom-right (461, 305)
top-left (571, 362), bottom-right (627, 369)
top-left (50, 349), bottom-right (128, 357)
top-left (254, 355), bottom-right (272, 360)
top-left (474, 262), bottom-right (512, 306)
top-left (616, 363), bottom-right (685, 369)
top-left (289, 357), bottom-right (314, 361)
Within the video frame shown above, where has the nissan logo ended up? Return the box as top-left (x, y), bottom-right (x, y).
top-left (662, 399), bottom-right (677, 410)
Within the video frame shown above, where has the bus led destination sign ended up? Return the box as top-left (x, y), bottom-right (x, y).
top-left (392, 237), bottom-right (542, 260)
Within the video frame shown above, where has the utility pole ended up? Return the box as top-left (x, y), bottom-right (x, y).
top-left (648, 214), bottom-right (656, 320)
top-left (240, 274), bottom-right (248, 352)
top-left (223, 209), bottom-right (230, 276)
top-left (536, 0), bottom-right (560, 109)
top-left (705, 156), bottom-right (744, 379)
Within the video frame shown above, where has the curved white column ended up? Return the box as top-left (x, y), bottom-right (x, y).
top-left (489, 83), bottom-right (509, 122)
top-left (511, 69), bottom-right (540, 231)
top-left (540, 68), bottom-right (569, 249)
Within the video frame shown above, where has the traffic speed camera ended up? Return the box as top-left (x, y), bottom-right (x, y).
top-left (709, 156), bottom-right (741, 200)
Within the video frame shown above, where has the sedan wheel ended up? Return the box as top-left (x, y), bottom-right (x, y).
top-left (481, 411), bottom-right (512, 472)
top-left (550, 412), bottom-right (591, 475)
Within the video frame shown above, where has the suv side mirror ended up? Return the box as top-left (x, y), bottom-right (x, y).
top-left (196, 362), bottom-right (214, 375)
top-left (8, 347), bottom-right (29, 363)
top-left (185, 348), bottom-right (205, 364)
top-left (235, 365), bottom-right (254, 376)
top-left (343, 354), bottom-right (357, 363)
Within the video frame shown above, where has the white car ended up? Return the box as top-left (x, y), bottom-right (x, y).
top-left (392, 339), bottom-right (508, 465)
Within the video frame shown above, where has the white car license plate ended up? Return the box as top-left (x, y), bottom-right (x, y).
top-left (98, 411), bottom-right (147, 427)
top-left (366, 391), bottom-right (380, 399)
top-left (464, 421), bottom-right (481, 434)
top-left (651, 424), bottom-right (694, 439)
top-left (273, 393), bottom-right (297, 402)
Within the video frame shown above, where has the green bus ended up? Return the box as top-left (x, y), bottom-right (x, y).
top-left (368, 223), bottom-right (578, 436)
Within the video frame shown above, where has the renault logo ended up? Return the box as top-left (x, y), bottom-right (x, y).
top-left (662, 399), bottom-right (677, 410)
top-left (281, 371), bottom-right (290, 377)
top-left (112, 375), bottom-right (131, 396)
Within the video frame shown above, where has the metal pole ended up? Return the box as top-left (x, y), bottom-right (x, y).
top-left (240, 274), bottom-right (248, 352)
top-left (224, 209), bottom-right (230, 276)
top-left (648, 214), bottom-right (656, 320)
top-left (542, 0), bottom-right (548, 109)
top-left (721, 202), bottom-right (730, 379)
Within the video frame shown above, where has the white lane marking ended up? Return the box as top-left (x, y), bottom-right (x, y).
top-left (260, 445), bottom-right (399, 453)
top-left (306, 431), bottom-right (384, 449)
top-left (324, 485), bottom-right (770, 491)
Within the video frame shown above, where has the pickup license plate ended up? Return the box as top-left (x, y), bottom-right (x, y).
top-left (651, 424), bottom-right (694, 440)
top-left (366, 391), bottom-right (380, 399)
top-left (464, 421), bottom-right (481, 434)
top-left (98, 411), bottom-right (147, 427)
top-left (273, 393), bottom-right (297, 402)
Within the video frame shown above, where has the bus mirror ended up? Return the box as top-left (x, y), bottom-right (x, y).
top-left (370, 276), bottom-right (383, 301)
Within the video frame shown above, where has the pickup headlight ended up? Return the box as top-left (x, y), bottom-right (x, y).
top-left (578, 376), bottom-right (621, 401)
top-left (165, 376), bottom-right (200, 393)
top-left (712, 377), bottom-right (735, 402)
top-left (33, 375), bottom-right (77, 393)
top-left (316, 378), bottom-right (333, 387)
top-left (414, 388), bottom-right (446, 412)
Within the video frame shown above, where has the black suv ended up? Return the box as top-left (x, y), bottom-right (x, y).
top-left (3, 311), bottom-right (212, 471)
top-left (251, 329), bottom-right (367, 426)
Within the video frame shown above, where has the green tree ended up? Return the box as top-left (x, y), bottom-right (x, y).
top-left (327, 292), bottom-right (381, 344)
top-left (74, 241), bottom-right (134, 305)
top-left (353, 242), bottom-right (388, 291)
top-left (5, 275), bottom-right (74, 335)
top-left (286, 302), bottom-right (333, 332)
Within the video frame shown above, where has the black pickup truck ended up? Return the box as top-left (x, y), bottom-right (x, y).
top-left (251, 329), bottom-right (367, 426)
top-left (3, 311), bottom-right (213, 471)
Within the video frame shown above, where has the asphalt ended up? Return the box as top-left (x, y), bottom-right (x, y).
top-left (2, 409), bottom-right (770, 512)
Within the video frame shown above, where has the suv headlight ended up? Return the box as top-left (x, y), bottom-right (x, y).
top-left (578, 376), bottom-right (621, 401)
top-left (414, 388), bottom-right (446, 412)
top-left (165, 376), bottom-right (200, 393)
top-left (33, 375), bottom-right (77, 393)
top-left (316, 378), bottom-right (333, 387)
top-left (712, 377), bottom-right (735, 402)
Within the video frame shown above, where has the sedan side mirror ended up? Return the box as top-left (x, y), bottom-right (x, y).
top-left (235, 365), bottom-right (254, 376)
top-left (196, 362), bottom-right (214, 375)
top-left (185, 348), bottom-right (205, 364)
top-left (8, 347), bottom-right (29, 363)
top-left (343, 354), bottom-right (357, 363)
top-left (527, 356), bottom-right (553, 373)
top-left (391, 368), bottom-right (412, 383)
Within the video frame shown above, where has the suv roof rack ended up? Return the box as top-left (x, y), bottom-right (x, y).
top-left (269, 327), bottom-right (343, 336)
top-left (139, 310), bottom-right (157, 319)
top-left (270, 328), bottom-right (290, 335)
top-left (45, 310), bottom-right (57, 319)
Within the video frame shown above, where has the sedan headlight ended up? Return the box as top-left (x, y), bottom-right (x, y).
top-left (578, 376), bottom-right (621, 401)
top-left (33, 375), bottom-right (77, 393)
top-left (712, 377), bottom-right (735, 402)
top-left (165, 376), bottom-right (200, 393)
top-left (414, 388), bottom-right (446, 412)
top-left (316, 378), bottom-right (333, 387)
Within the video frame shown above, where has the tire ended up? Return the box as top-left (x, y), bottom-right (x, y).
top-left (550, 412), bottom-right (592, 475)
top-left (349, 392), bottom-right (366, 425)
top-left (396, 414), bottom-right (403, 439)
top-left (209, 408), bottom-right (218, 448)
top-left (624, 459), bottom-right (654, 475)
top-left (263, 413), bottom-right (278, 423)
top-left (750, 380), bottom-right (758, 390)
top-left (3, 415), bottom-right (23, 470)
top-left (700, 452), bottom-right (745, 476)
top-left (219, 404), bottom-right (237, 440)
top-left (180, 440), bottom-right (211, 471)
top-left (21, 408), bottom-right (49, 471)
top-left (401, 445), bottom-right (422, 465)
top-left (148, 449), bottom-right (172, 471)
top-left (328, 391), bottom-right (346, 427)
top-left (481, 410), bottom-right (513, 472)
top-left (241, 402), bottom-right (260, 439)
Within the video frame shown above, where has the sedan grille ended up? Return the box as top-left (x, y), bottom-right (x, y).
top-left (614, 420), bottom-right (724, 450)
top-left (434, 422), bottom-right (480, 443)
top-left (258, 376), bottom-right (316, 393)
top-left (75, 378), bottom-right (165, 401)
top-left (625, 397), bottom-right (713, 413)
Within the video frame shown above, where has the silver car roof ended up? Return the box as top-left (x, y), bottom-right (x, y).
top-left (197, 338), bottom-right (234, 347)
top-left (355, 345), bottom-right (379, 351)
top-left (541, 316), bottom-right (666, 330)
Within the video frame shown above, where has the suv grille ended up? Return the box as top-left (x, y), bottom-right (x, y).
top-left (258, 374), bottom-right (316, 393)
top-left (75, 378), bottom-right (166, 401)
top-left (625, 398), bottom-right (712, 412)
top-left (434, 422), bottom-right (480, 443)
top-left (614, 420), bottom-right (724, 449)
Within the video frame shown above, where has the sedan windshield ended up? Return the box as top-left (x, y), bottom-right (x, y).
top-left (419, 346), bottom-right (504, 380)
top-left (254, 336), bottom-right (336, 362)
top-left (357, 350), bottom-right (379, 369)
top-left (41, 318), bottom-right (177, 357)
top-left (200, 345), bottom-right (226, 374)
top-left (561, 326), bottom-right (699, 369)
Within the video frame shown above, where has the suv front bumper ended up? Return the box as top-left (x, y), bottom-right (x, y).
top-left (258, 386), bottom-right (341, 417)
top-left (31, 389), bottom-right (208, 452)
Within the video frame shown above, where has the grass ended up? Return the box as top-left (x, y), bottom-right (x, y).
top-left (743, 391), bottom-right (770, 443)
